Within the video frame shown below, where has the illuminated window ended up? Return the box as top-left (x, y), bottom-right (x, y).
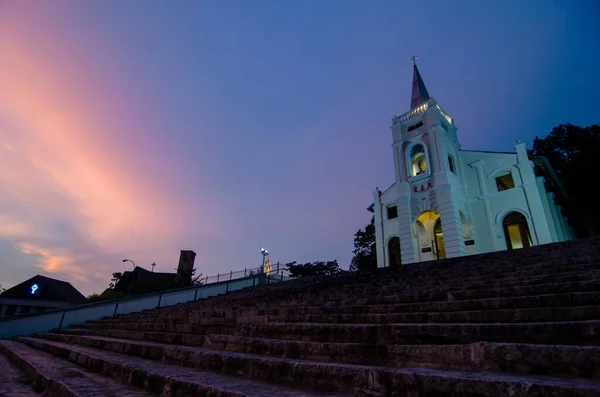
top-left (410, 144), bottom-right (428, 176)
top-left (407, 121), bottom-right (423, 132)
top-left (387, 205), bottom-right (398, 220)
top-left (496, 173), bottom-right (515, 191)
top-left (448, 155), bottom-right (455, 173)
top-left (503, 212), bottom-right (531, 249)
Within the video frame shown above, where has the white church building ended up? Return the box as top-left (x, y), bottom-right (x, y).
top-left (370, 60), bottom-right (574, 267)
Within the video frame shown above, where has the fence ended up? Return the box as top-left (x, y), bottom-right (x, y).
top-left (0, 264), bottom-right (292, 340)
top-left (202, 262), bottom-right (289, 284)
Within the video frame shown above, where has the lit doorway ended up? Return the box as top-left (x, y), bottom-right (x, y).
top-left (433, 218), bottom-right (446, 259)
top-left (416, 211), bottom-right (445, 261)
top-left (503, 212), bottom-right (532, 249)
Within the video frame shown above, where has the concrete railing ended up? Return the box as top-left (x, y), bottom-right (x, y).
top-left (0, 273), bottom-right (287, 340)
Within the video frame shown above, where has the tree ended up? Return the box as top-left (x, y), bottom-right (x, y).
top-left (285, 260), bottom-right (340, 278)
top-left (174, 267), bottom-right (203, 287)
top-left (91, 290), bottom-right (126, 302)
top-left (109, 272), bottom-right (122, 290)
top-left (350, 217), bottom-right (377, 272)
top-left (529, 123), bottom-right (600, 236)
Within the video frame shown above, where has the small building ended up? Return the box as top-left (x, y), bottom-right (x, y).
top-left (0, 275), bottom-right (85, 316)
top-left (110, 266), bottom-right (179, 295)
top-left (371, 61), bottom-right (574, 267)
top-left (108, 250), bottom-right (197, 296)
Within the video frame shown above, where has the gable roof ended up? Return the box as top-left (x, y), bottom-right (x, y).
top-left (113, 266), bottom-right (178, 293)
top-left (1, 275), bottom-right (85, 303)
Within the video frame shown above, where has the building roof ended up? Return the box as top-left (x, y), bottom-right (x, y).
top-left (0, 275), bottom-right (85, 303)
top-left (113, 266), bottom-right (178, 293)
top-left (411, 64), bottom-right (431, 110)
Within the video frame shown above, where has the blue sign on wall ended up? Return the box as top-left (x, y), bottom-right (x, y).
top-left (30, 284), bottom-right (39, 294)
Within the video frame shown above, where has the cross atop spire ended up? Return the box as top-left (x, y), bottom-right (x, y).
top-left (410, 56), bottom-right (430, 110)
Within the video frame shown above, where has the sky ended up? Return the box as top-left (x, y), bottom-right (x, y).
top-left (0, 0), bottom-right (598, 295)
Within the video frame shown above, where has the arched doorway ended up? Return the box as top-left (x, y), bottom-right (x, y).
top-left (415, 211), bottom-right (445, 261)
top-left (433, 219), bottom-right (446, 259)
top-left (388, 237), bottom-right (401, 266)
top-left (503, 212), bottom-right (531, 249)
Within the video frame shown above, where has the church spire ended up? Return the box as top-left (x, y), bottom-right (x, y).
top-left (409, 56), bottom-right (431, 110)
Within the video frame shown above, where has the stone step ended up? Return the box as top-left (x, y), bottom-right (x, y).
top-left (357, 279), bottom-right (600, 305)
top-left (202, 335), bottom-right (600, 379)
top-left (360, 270), bottom-right (600, 296)
top-left (227, 277), bottom-right (600, 311)
top-left (117, 279), bottom-right (600, 326)
top-left (267, 305), bottom-right (600, 324)
top-left (58, 328), bottom-right (208, 346)
top-left (36, 332), bottom-right (600, 380)
top-left (72, 321), bottom-right (233, 334)
top-left (266, 261), bottom-right (600, 297)
top-left (111, 264), bottom-right (600, 322)
top-left (110, 303), bottom-right (600, 327)
top-left (16, 337), bottom-right (342, 397)
top-left (17, 336), bottom-right (600, 397)
top-left (0, 347), bottom-right (42, 396)
top-left (238, 321), bottom-right (600, 346)
top-left (0, 340), bottom-right (156, 397)
top-left (111, 275), bottom-right (600, 324)
top-left (87, 316), bottom-right (235, 326)
top-left (248, 291), bottom-right (600, 317)
top-left (346, 266), bottom-right (600, 290)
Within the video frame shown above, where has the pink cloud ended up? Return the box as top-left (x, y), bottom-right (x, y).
top-left (0, 16), bottom-right (222, 295)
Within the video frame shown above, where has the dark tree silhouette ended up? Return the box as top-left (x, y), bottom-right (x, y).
top-left (529, 123), bottom-right (600, 236)
top-left (350, 217), bottom-right (377, 272)
top-left (285, 260), bottom-right (340, 278)
top-left (109, 272), bottom-right (122, 289)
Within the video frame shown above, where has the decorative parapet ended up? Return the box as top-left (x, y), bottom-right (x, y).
top-left (436, 104), bottom-right (452, 124)
top-left (392, 98), bottom-right (453, 126)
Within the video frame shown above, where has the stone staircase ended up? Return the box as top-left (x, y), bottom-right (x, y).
top-left (2, 238), bottom-right (600, 396)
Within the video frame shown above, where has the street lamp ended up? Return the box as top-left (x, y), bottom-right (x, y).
top-left (260, 247), bottom-right (268, 273)
top-left (122, 258), bottom-right (136, 269)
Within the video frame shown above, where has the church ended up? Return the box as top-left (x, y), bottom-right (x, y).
top-left (370, 58), bottom-right (574, 267)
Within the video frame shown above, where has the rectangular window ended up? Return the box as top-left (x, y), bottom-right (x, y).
top-left (407, 121), bottom-right (423, 132)
top-left (387, 205), bottom-right (398, 220)
top-left (448, 155), bottom-right (455, 173)
top-left (496, 173), bottom-right (515, 191)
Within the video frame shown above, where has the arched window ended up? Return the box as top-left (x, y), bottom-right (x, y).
top-left (410, 144), bottom-right (428, 176)
top-left (388, 237), bottom-right (401, 266)
top-left (503, 212), bottom-right (531, 249)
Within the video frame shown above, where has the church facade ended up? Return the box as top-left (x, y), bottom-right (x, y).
top-left (371, 61), bottom-right (573, 267)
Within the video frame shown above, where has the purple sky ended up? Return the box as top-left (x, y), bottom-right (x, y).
top-left (1, 0), bottom-right (599, 295)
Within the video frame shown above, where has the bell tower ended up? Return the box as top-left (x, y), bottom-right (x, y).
top-left (387, 57), bottom-right (468, 264)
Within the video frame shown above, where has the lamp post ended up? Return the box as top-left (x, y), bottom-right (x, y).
top-left (122, 259), bottom-right (136, 269)
top-left (260, 248), bottom-right (268, 273)
top-left (122, 259), bottom-right (136, 296)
